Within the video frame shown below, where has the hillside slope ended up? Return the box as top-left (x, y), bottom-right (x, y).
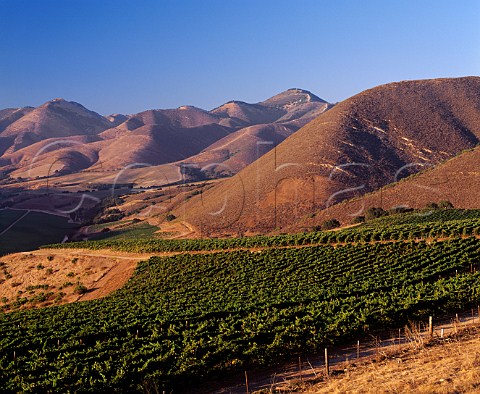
top-left (0, 99), bottom-right (112, 154)
top-left (0, 90), bottom-right (331, 182)
top-left (174, 77), bottom-right (480, 235)
top-left (304, 145), bottom-right (480, 229)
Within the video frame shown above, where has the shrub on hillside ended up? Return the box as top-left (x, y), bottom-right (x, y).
top-left (352, 216), bottom-right (365, 224)
top-left (74, 283), bottom-right (88, 295)
top-left (439, 200), bottom-right (454, 209)
top-left (322, 219), bottom-right (340, 230)
top-left (365, 207), bottom-right (386, 221)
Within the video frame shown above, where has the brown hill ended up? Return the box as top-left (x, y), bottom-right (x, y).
top-left (260, 87), bottom-right (327, 109)
top-left (301, 145), bottom-right (480, 229)
top-left (0, 99), bottom-right (112, 154)
top-left (180, 90), bottom-right (331, 178)
top-left (182, 123), bottom-right (297, 176)
top-left (173, 77), bottom-right (480, 235)
top-left (115, 106), bottom-right (222, 132)
top-left (105, 114), bottom-right (129, 126)
top-left (2, 135), bottom-right (104, 178)
top-left (0, 89), bottom-right (331, 183)
top-left (0, 107), bottom-right (34, 133)
top-left (4, 121), bottom-right (232, 177)
top-left (211, 101), bottom-right (285, 125)
top-left (0, 107), bottom-right (35, 156)
top-left (96, 123), bottom-right (232, 169)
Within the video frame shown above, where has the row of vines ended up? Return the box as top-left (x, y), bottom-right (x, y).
top-left (1, 236), bottom-right (480, 392)
top-left (44, 212), bottom-right (480, 253)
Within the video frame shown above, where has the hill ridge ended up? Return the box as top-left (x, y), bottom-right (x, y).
top-left (173, 76), bottom-right (480, 235)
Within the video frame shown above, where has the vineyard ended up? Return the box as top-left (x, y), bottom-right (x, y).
top-left (1, 231), bottom-right (480, 391)
top-left (43, 209), bottom-right (480, 254)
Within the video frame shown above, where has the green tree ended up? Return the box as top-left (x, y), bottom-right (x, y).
top-left (322, 219), bottom-right (341, 230)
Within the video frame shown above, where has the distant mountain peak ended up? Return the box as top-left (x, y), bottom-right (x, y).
top-left (38, 99), bottom-right (104, 117)
top-left (177, 105), bottom-right (198, 110)
top-left (41, 98), bottom-right (84, 109)
top-left (286, 87), bottom-right (312, 93)
top-left (260, 88), bottom-right (327, 109)
top-left (224, 100), bottom-right (249, 105)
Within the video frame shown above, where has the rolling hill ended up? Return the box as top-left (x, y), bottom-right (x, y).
top-left (0, 89), bottom-right (330, 183)
top-left (173, 77), bottom-right (480, 235)
top-left (0, 99), bottom-right (112, 153)
top-left (304, 145), bottom-right (480, 228)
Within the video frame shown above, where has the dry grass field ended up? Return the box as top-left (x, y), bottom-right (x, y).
top-left (285, 326), bottom-right (480, 394)
top-left (0, 249), bottom-right (141, 311)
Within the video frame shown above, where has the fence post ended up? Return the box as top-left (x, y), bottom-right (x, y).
top-left (299, 356), bottom-right (302, 382)
top-left (325, 348), bottom-right (329, 377)
top-left (428, 316), bottom-right (433, 338)
top-left (357, 340), bottom-right (360, 359)
top-left (245, 371), bottom-right (249, 394)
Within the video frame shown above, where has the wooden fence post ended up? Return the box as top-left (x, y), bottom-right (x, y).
top-left (245, 371), bottom-right (249, 394)
top-left (325, 348), bottom-right (329, 377)
top-left (357, 340), bottom-right (360, 359)
top-left (428, 316), bottom-right (433, 338)
top-left (299, 356), bottom-right (302, 382)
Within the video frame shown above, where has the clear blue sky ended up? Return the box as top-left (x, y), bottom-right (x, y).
top-left (1, 0), bottom-right (479, 115)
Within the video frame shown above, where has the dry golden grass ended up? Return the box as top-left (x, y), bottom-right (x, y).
top-left (304, 327), bottom-right (480, 394)
top-left (0, 249), bottom-right (140, 311)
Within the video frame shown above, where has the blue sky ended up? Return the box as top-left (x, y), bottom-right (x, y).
top-left (1, 0), bottom-right (479, 115)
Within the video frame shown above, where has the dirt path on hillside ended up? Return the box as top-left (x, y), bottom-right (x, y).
top-left (76, 258), bottom-right (137, 301)
top-left (20, 248), bottom-right (154, 260)
top-left (37, 234), bottom-right (480, 260)
top-left (0, 210), bottom-right (30, 236)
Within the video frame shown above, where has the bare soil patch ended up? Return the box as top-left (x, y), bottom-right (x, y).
top-left (0, 249), bottom-right (142, 312)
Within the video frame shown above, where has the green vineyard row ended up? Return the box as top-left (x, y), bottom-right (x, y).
top-left (1, 236), bottom-right (480, 392)
top-left (44, 210), bottom-right (480, 253)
